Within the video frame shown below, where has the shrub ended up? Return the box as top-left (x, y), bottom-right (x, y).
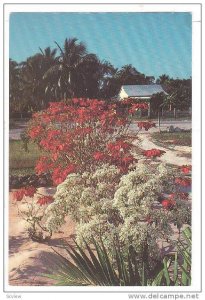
top-left (26, 99), bottom-right (148, 185)
top-left (12, 186), bottom-right (54, 241)
top-left (44, 163), bottom-right (191, 269)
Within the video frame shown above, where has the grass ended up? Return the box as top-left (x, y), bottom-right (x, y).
top-left (151, 131), bottom-right (191, 148)
top-left (9, 140), bottom-right (43, 175)
top-left (10, 168), bottom-right (36, 176)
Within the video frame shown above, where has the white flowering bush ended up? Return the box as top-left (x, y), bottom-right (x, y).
top-left (45, 164), bottom-right (121, 231)
top-left (44, 162), bottom-right (191, 269)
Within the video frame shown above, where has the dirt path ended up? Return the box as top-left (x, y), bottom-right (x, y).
top-left (134, 132), bottom-right (191, 166)
top-left (9, 188), bottom-right (75, 286)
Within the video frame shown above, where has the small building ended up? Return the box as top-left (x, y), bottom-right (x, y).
top-left (118, 84), bottom-right (168, 117)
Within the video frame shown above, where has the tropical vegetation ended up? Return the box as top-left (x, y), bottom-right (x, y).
top-left (12, 98), bottom-right (192, 286)
top-left (10, 37), bottom-right (192, 286)
top-left (42, 227), bottom-right (191, 286)
top-left (9, 37), bottom-right (192, 115)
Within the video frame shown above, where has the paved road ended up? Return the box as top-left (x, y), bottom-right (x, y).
top-left (9, 119), bottom-right (192, 140)
top-left (9, 121), bottom-right (28, 140)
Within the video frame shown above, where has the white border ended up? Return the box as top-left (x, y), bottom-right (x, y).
top-left (3, 2), bottom-right (202, 294)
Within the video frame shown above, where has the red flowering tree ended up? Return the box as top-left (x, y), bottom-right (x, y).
top-left (26, 99), bottom-right (148, 185)
top-left (12, 98), bottom-right (151, 241)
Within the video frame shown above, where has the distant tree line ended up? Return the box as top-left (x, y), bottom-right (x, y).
top-left (9, 37), bottom-right (192, 114)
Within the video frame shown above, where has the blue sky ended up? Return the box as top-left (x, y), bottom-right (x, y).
top-left (9, 12), bottom-right (192, 79)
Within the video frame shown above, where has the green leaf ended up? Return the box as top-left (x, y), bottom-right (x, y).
top-left (173, 253), bottom-right (178, 286)
top-left (152, 269), bottom-right (164, 286)
top-left (163, 257), bottom-right (172, 286)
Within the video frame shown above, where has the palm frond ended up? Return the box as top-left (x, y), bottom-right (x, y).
top-left (43, 64), bottom-right (61, 79)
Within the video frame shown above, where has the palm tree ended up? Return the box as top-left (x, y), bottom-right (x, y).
top-left (20, 46), bottom-right (58, 110)
top-left (77, 58), bottom-right (118, 98)
top-left (44, 38), bottom-right (99, 99)
top-left (39, 47), bottom-right (58, 102)
top-left (116, 64), bottom-right (151, 85)
top-left (156, 74), bottom-right (170, 85)
top-left (9, 59), bottom-right (21, 112)
top-left (98, 62), bottom-right (119, 99)
top-left (9, 59), bottom-right (32, 114)
top-left (20, 54), bottom-right (46, 110)
top-left (39, 46), bottom-right (57, 62)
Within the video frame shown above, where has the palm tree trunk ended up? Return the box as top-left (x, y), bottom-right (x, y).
top-left (158, 110), bottom-right (161, 132)
top-left (68, 72), bottom-right (71, 85)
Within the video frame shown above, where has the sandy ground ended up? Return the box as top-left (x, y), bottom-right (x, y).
top-left (8, 131), bottom-right (191, 286)
top-left (134, 132), bottom-right (191, 166)
top-left (9, 187), bottom-right (75, 286)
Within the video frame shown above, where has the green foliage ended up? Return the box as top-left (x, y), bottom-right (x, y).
top-left (42, 228), bottom-right (191, 286)
top-left (178, 227), bottom-right (192, 285)
top-left (11, 38), bottom-right (191, 113)
top-left (42, 238), bottom-right (164, 286)
top-left (157, 74), bottom-right (192, 111)
top-left (9, 38), bottom-right (118, 112)
top-left (150, 92), bottom-right (166, 116)
top-left (153, 227), bottom-right (191, 286)
top-left (44, 163), bottom-right (191, 269)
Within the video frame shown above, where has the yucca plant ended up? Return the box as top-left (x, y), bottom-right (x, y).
top-left (42, 228), bottom-right (191, 286)
top-left (42, 238), bottom-right (165, 286)
top-left (176, 226), bottom-right (191, 286)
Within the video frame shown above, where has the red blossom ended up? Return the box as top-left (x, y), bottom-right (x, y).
top-left (37, 196), bottom-right (54, 206)
top-left (122, 99), bottom-right (148, 110)
top-left (137, 121), bottom-right (156, 131)
top-left (27, 99), bottom-right (139, 185)
top-left (93, 152), bottom-right (106, 161)
top-left (72, 98), bottom-right (80, 105)
top-left (180, 165), bottom-right (192, 174)
top-left (143, 148), bottom-right (166, 158)
top-left (35, 156), bottom-right (53, 174)
top-left (107, 141), bottom-right (131, 153)
top-left (113, 154), bottom-right (136, 174)
top-left (128, 103), bottom-right (148, 114)
top-left (121, 155), bottom-right (136, 166)
top-left (13, 189), bottom-right (26, 201)
top-left (52, 164), bottom-right (76, 186)
top-left (12, 186), bottom-right (37, 201)
top-left (24, 186), bottom-right (37, 197)
top-left (48, 102), bottom-right (69, 114)
top-left (28, 125), bottom-right (43, 139)
top-left (52, 152), bottom-right (59, 161)
top-left (40, 112), bottom-right (52, 123)
top-left (161, 199), bottom-right (176, 210)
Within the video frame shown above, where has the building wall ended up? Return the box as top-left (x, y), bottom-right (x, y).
top-left (119, 88), bottom-right (128, 99)
top-left (119, 89), bottom-right (151, 101)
